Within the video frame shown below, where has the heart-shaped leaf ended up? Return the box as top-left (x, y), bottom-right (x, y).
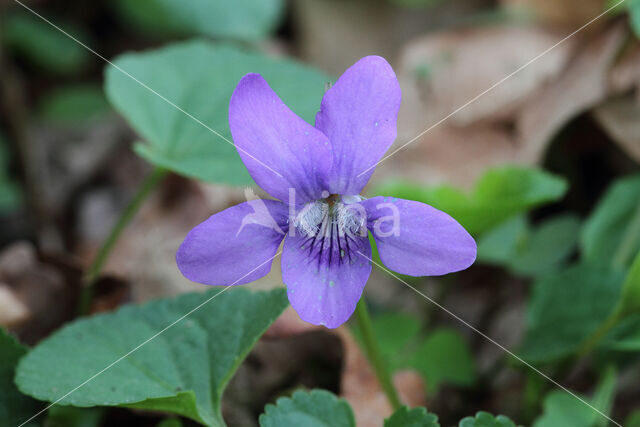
top-left (408, 328), bottom-right (475, 393)
top-left (16, 288), bottom-right (288, 426)
top-left (478, 214), bottom-right (580, 278)
top-left (105, 40), bottom-right (329, 186)
top-left (520, 264), bottom-right (626, 363)
top-left (259, 389), bottom-right (355, 427)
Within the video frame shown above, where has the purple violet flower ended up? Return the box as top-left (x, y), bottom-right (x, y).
top-left (176, 56), bottom-right (476, 328)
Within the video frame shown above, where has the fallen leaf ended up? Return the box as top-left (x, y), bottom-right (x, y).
top-left (0, 284), bottom-right (30, 327)
top-left (292, 0), bottom-right (488, 76)
top-left (609, 44), bottom-right (640, 94)
top-left (515, 22), bottom-right (627, 163)
top-left (0, 241), bottom-right (75, 344)
top-left (399, 25), bottom-right (574, 127)
top-left (370, 124), bottom-right (519, 190)
top-left (501, 0), bottom-right (609, 30)
top-left (592, 95), bottom-right (640, 162)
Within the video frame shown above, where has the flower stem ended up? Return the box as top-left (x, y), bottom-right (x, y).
top-left (354, 299), bottom-right (402, 411)
top-left (77, 167), bottom-right (167, 315)
top-left (575, 204), bottom-right (640, 357)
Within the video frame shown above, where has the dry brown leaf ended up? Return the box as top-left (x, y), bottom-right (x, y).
top-left (0, 241), bottom-right (76, 344)
top-left (399, 25), bottom-right (574, 127)
top-left (610, 44), bottom-right (640, 94)
top-left (292, 0), bottom-right (488, 76)
top-left (593, 95), bottom-right (640, 162)
top-left (370, 123), bottom-right (518, 189)
top-left (386, 24), bottom-right (578, 188)
top-left (383, 22), bottom-right (627, 188)
top-left (515, 22), bottom-right (627, 162)
top-left (501, 0), bottom-right (609, 30)
top-left (96, 177), bottom-right (218, 301)
top-left (0, 284), bottom-right (30, 327)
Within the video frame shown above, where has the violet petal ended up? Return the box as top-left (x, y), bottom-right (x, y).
top-left (177, 199), bottom-right (289, 285)
top-left (281, 228), bottom-right (372, 328)
top-left (362, 197), bottom-right (476, 276)
top-left (229, 73), bottom-right (332, 203)
top-left (315, 56), bottom-right (401, 194)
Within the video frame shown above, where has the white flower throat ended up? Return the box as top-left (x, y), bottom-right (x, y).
top-left (293, 194), bottom-right (366, 239)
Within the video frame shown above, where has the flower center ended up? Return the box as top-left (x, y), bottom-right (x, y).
top-left (293, 195), bottom-right (366, 238)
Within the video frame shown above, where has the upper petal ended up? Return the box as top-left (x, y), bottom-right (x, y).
top-left (362, 197), bottom-right (476, 276)
top-left (177, 199), bottom-right (289, 285)
top-left (315, 56), bottom-right (401, 194)
top-left (281, 225), bottom-right (372, 328)
top-left (229, 73), bottom-right (332, 203)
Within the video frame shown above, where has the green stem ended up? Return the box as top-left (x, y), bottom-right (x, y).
top-left (354, 299), bottom-right (402, 411)
top-left (77, 167), bottom-right (167, 315)
top-left (576, 311), bottom-right (621, 360)
top-left (575, 201), bottom-right (640, 358)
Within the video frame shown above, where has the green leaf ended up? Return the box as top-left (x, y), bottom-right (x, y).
top-left (533, 367), bottom-right (616, 427)
top-left (532, 392), bottom-right (595, 427)
top-left (629, 0), bottom-right (640, 38)
top-left (16, 288), bottom-right (288, 426)
top-left (384, 406), bottom-right (440, 427)
top-left (625, 410), bottom-right (640, 427)
top-left (259, 389), bottom-right (355, 427)
top-left (617, 252), bottom-right (640, 316)
top-left (113, 0), bottom-right (283, 41)
top-left (4, 14), bottom-right (90, 74)
top-left (374, 167), bottom-right (567, 234)
top-left (477, 214), bottom-right (580, 277)
top-left (105, 40), bottom-right (329, 186)
top-left (509, 214), bottom-right (580, 277)
top-left (521, 264), bottom-right (626, 363)
top-left (599, 313), bottom-right (640, 352)
top-left (581, 174), bottom-right (640, 268)
top-left (351, 312), bottom-right (421, 370)
top-left (458, 411), bottom-right (518, 427)
top-left (408, 328), bottom-right (475, 393)
top-left (0, 328), bottom-right (42, 427)
top-left (38, 85), bottom-right (111, 125)
top-left (477, 216), bottom-right (528, 266)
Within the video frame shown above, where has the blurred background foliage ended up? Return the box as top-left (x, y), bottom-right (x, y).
top-left (0, 0), bottom-right (639, 426)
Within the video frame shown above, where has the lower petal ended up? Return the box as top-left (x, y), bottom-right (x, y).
top-left (281, 228), bottom-right (372, 328)
top-left (362, 197), bottom-right (476, 276)
top-left (177, 200), bottom-right (289, 285)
